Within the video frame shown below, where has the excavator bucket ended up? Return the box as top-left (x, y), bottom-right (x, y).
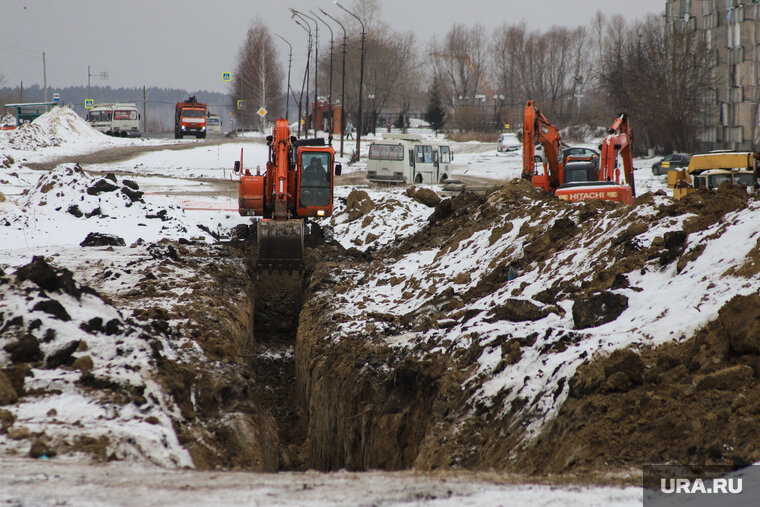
top-left (256, 219), bottom-right (305, 273)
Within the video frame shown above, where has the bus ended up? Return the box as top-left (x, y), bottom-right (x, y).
top-left (86, 103), bottom-right (141, 137)
top-left (366, 133), bottom-right (453, 184)
top-left (206, 113), bottom-right (222, 135)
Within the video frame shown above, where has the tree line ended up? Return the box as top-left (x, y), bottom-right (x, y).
top-left (235, 2), bottom-right (711, 153)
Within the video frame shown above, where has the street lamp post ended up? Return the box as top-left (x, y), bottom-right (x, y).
top-left (312, 10), bottom-right (334, 135)
top-left (335, 1), bottom-right (366, 161)
top-left (274, 34), bottom-right (293, 122)
top-left (292, 9), bottom-right (319, 136)
top-left (320, 8), bottom-right (347, 157)
top-left (292, 17), bottom-right (312, 138)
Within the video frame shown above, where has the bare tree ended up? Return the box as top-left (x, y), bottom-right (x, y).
top-left (489, 24), bottom-right (590, 126)
top-left (231, 18), bottom-right (285, 130)
top-left (598, 14), bottom-right (712, 153)
top-left (324, 1), bottom-right (420, 135)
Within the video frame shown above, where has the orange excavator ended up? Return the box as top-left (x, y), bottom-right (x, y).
top-left (234, 118), bottom-right (341, 272)
top-left (522, 100), bottom-right (564, 192)
top-left (522, 101), bottom-right (636, 205)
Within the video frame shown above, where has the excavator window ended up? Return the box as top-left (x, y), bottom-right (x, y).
top-left (563, 161), bottom-right (598, 183)
top-left (299, 152), bottom-right (331, 207)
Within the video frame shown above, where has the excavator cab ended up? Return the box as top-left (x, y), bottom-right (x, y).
top-left (297, 149), bottom-right (335, 215)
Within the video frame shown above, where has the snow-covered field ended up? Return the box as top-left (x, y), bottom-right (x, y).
top-left (0, 106), bottom-right (721, 504)
top-left (0, 457), bottom-right (642, 506)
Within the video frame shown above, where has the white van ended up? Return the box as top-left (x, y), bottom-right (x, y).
top-left (206, 113), bottom-right (221, 135)
top-left (87, 103), bottom-right (141, 137)
top-left (366, 133), bottom-right (453, 184)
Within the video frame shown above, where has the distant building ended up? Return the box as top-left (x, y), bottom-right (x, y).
top-left (665, 0), bottom-right (759, 151)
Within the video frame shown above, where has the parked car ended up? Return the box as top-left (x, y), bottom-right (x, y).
top-left (497, 132), bottom-right (521, 153)
top-left (533, 142), bottom-right (570, 163)
top-left (652, 153), bottom-right (690, 175)
top-left (562, 147), bottom-right (600, 167)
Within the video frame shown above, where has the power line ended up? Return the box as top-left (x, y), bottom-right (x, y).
top-left (0, 42), bottom-right (42, 60)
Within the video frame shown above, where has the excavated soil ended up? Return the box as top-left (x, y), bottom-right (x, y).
top-left (290, 180), bottom-right (760, 477)
top-left (4, 178), bottom-right (758, 481)
top-left (522, 293), bottom-right (760, 474)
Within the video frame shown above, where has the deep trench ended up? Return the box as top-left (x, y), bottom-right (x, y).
top-left (240, 238), bottom-right (440, 473)
top-left (249, 269), bottom-right (307, 471)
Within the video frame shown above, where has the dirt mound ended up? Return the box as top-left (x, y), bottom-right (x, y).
top-left (0, 256), bottom-right (193, 467)
top-left (293, 176), bottom-right (760, 476)
top-left (345, 189), bottom-right (374, 221)
top-left (521, 293), bottom-right (760, 473)
top-left (406, 186), bottom-right (441, 207)
top-left (659, 184), bottom-right (750, 234)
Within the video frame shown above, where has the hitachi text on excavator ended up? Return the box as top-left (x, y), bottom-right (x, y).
top-left (233, 119), bottom-right (341, 272)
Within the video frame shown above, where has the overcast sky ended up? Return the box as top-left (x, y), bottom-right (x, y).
top-left (1, 0), bottom-right (665, 95)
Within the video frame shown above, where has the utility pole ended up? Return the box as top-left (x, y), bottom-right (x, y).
top-left (336, 2), bottom-right (366, 160)
top-left (275, 34), bottom-right (293, 122)
top-left (143, 85), bottom-right (147, 135)
top-left (312, 11), bottom-right (334, 134)
top-left (321, 8), bottom-right (346, 156)
top-left (292, 16), bottom-right (312, 138)
top-left (42, 52), bottom-right (47, 104)
top-left (87, 65), bottom-right (90, 101)
top-left (294, 10), bottom-right (319, 136)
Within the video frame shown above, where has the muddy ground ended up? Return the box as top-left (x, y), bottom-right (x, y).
top-left (2, 177), bottom-right (760, 489)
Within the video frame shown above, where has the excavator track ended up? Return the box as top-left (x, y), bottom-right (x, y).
top-left (256, 219), bottom-right (305, 273)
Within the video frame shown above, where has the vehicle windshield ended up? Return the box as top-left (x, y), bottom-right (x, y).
top-left (113, 110), bottom-right (137, 121)
top-left (707, 174), bottom-right (733, 187)
top-left (207, 117), bottom-right (220, 125)
top-left (300, 152), bottom-right (331, 207)
top-left (183, 109), bottom-right (205, 118)
top-left (369, 144), bottom-right (404, 160)
top-left (734, 173), bottom-right (755, 187)
top-left (89, 110), bottom-right (111, 122)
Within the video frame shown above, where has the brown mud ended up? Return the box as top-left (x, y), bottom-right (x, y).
top-left (289, 180), bottom-right (760, 478)
top-left (4, 178), bottom-right (758, 481)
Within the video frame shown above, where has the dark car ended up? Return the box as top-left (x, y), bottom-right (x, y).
top-left (652, 153), bottom-right (690, 175)
top-left (562, 147), bottom-right (600, 167)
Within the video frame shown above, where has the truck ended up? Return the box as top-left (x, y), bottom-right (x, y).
top-left (670, 151), bottom-right (760, 199)
top-left (366, 133), bottom-right (453, 184)
top-left (174, 96), bottom-right (207, 139)
top-left (86, 103), bottom-right (141, 137)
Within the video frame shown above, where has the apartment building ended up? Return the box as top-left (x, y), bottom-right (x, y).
top-left (665, 0), bottom-right (759, 151)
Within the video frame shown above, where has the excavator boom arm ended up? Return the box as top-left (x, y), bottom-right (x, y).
top-left (600, 113), bottom-right (635, 197)
top-left (522, 101), bottom-right (563, 192)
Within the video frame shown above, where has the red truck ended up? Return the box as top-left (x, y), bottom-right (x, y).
top-left (174, 96), bottom-right (207, 139)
